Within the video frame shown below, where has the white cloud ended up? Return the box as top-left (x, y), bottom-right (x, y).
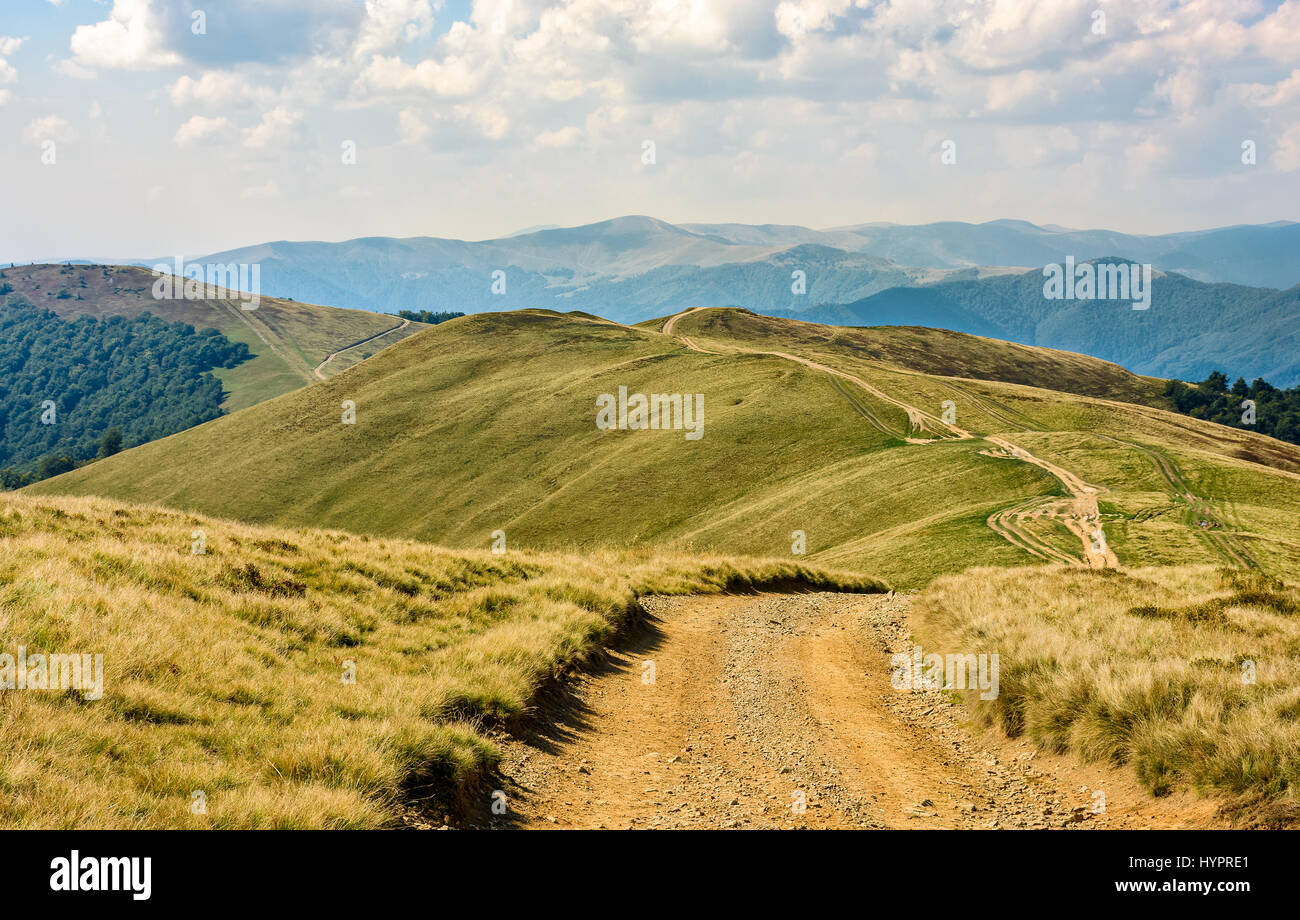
top-left (359, 53), bottom-right (488, 97)
top-left (23, 115), bottom-right (74, 144)
top-left (398, 109), bottom-right (432, 144)
top-left (0, 35), bottom-right (25, 93)
top-left (69, 0), bottom-right (182, 72)
top-left (170, 72), bottom-right (274, 107)
top-left (173, 114), bottom-right (230, 146)
top-left (242, 106), bottom-right (303, 148)
top-left (455, 103), bottom-right (509, 140)
top-left (1276, 124), bottom-right (1300, 173)
top-left (534, 126), bottom-right (581, 148)
top-left (5, 0), bottom-right (1300, 259)
top-left (354, 0), bottom-right (440, 59)
top-left (51, 57), bottom-right (97, 80)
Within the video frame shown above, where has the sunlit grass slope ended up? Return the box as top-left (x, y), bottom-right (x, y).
top-left (915, 565), bottom-right (1300, 825)
top-left (0, 492), bottom-right (883, 828)
top-left (653, 307), bottom-right (1171, 405)
top-left (30, 310), bottom-right (1060, 586)
top-left (29, 307), bottom-right (1300, 585)
top-left (667, 308), bottom-right (1300, 576)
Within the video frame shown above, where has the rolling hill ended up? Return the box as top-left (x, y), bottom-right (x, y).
top-left (17, 305), bottom-right (1300, 827)
top-left (794, 266), bottom-right (1300, 387)
top-left (77, 217), bottom-right (1299, 386)
top-left (29, 307), bottom-right (1300, 588)
top-left (0, 264), bottom-right (427, 412)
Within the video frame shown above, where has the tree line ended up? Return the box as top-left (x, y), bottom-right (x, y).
top-left (390, 309), bottom-right (465, 324)
top-left (0, 297), bottom-right (251, 488)
top-left (1164, 371), bottom-right (1300, 445)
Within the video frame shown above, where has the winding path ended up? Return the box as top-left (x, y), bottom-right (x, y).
top-left (313, 318), bottom-right (411, 380)
top-left (661, 308), bottom-right (1115, 567)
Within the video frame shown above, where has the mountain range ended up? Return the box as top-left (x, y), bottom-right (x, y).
top-left (56, 215), bottom-right (1293, 386)
top-left (135, 218), bottom-right (1299, 318)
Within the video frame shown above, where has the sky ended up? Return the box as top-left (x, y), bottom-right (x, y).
top-left (1, 0), bottom-right (1298, 261)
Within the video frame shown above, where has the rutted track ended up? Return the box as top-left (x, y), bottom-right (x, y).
top-left (661, 308), bottom-right (1114, 568)
top-left (477, 593), bottom-right (1215, 830)
top-left (1095, 435), bottom-right (1256, 569)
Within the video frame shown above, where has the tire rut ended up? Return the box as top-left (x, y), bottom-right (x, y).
top-left (474, 593), bottom-right (1165, 830)
top-left (660, 308), bottom-right (1116, 568)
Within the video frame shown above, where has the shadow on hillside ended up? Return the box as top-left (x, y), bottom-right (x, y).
top-left (458, 607), bottom-right (670, 829)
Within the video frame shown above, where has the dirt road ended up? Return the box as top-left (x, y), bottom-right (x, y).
top-left (661, 308), bottom-right (1115, 567)
top-left (313, 318), bottom-right (410, 380)
top-left (473, 593), bottom-right (1215, 830)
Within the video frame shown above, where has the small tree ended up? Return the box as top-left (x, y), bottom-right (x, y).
top-left (37, 454), bottom-right (76, 480)
top-left (97, 427), bottom-right (124, 458)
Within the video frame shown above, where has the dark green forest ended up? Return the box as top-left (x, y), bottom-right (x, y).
top-left (1165, 371), bottom-right (1300, 445)
top-left (1, 299), bottom-right (251, 487)
top-left (391, 309), bottom-right (465, 324)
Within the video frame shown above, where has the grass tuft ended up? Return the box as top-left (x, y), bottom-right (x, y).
top-left (915, 565), bottom-right (1300, 815)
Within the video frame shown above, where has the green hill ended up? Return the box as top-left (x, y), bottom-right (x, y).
top-left (28, 307), bottom-right (1300, 587)
top-left (0, 264), bottom-right (427, 412)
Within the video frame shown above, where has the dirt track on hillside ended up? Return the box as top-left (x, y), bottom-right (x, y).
top-left (469, 593), bottom-right (1217, 830)
top-left (661, 308), bottom-right (1115, 567)
top-left (313, 317), bottom-right (410, 380)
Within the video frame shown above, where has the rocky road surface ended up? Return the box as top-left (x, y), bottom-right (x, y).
top-left (458, 593), bottom-right (1217, 830)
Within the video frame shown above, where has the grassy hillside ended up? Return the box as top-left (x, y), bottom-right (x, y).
top-left (654, 307), bottom-right (1170, 405)
top-left (0, 264), bottom-right (426, 411)
top-left (29, 307), bottom-right (1300, 587)
top-left (915, 565), bottom-right (1300, 825)
top-left (665, 309), bottom-right (1300, 578)
top-left (0, 491), bottom-right (881, 828)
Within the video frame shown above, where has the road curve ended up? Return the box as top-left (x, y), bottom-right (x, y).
top-left (659, 308), bottom-right (1115, 567)
top-left (313, 318), bottom-right (411, 380)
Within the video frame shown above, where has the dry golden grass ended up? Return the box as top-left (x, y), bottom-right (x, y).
top-left (914, 564), bottom-right (1300, 819)
top-left (0, 493), bottom-right (884, 829)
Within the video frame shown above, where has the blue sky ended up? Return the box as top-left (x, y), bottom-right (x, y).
top-left (2, 0), bottom-right (1298, 261)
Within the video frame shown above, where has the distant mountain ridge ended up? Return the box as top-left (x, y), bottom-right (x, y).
top-left (788, 264), bottom-right (1300, 387)
top-left (78, 216), bottom-right (1297, 321)
top-left (46, 215), bottom-right (1299, 385)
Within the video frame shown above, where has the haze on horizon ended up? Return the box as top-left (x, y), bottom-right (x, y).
top-left (2, 0), bottom-right (1298, 262)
